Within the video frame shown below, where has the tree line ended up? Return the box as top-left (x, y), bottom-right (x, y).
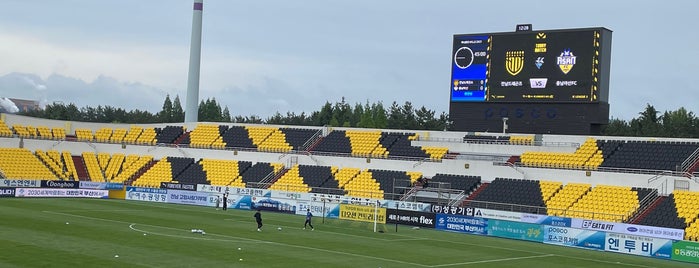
top-left (20, 95), bottom-right (449, 130)
top-left (18, 95), bottom-right (699, 137)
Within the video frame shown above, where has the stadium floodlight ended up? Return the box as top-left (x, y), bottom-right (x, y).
top-left (184, 0), bottom-right (203, 123)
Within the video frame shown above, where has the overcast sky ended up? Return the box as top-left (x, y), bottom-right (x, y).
top-left (1, 0), bottom-right (697, 120)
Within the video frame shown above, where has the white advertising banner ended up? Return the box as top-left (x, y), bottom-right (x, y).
top-left (15, 188), bottom-right (108, 198)
top-left (1, 179), bottom-right (41, 188)
top-left (571, 219), bottom-right (684, 241)
top-left (125, 187), bottom-right (167, 203)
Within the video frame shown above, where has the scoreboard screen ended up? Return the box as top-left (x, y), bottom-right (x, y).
top-left (450, 28), bottom-right (611, 103)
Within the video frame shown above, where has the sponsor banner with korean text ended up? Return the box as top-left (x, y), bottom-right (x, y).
top-left (125, 187), bottom-right (167, 203)
top-left (435, 214), bottom-right (488, 235)
top-left (521, 214), bottom-right (572, 227)
top-left (197, 184), bottom-right (231, 193)
top-left (0, 187), bottom-right (16, 197)
top-left (15, 188), bottom-right (108, 198)
top-left (339, 204), bottom-right (387, 224)
top-left (160, 182), bottom-right (197, 191)
top-left (543, 226), bottom-right (605, 250)
top-left (1, 179), bottom-right (40, 188)
top-left (310, 193), bottom-right (343, 204)
top-left (383, 200), bottom-right (431, 212)
top-left (386, 209), bottom-right (436, 228)
top-left (167, 189), bottom-right (215, 207)
top-left (41, 180), bottom-right (79, 189)
top-left (104, 182), bottom-right (124, 190)
top-left (672, 240), bottom-right (699, 264)
top-left (571, 219), bottom-right (684, 240)
top-left (488, 219), bottom-right (543, 242)
top-left (295, 201), bottom-right (337, 218)
top-left (79, 181), bottom-right (123, 190)
top-left (250, 195), bottom-right (297, 214)
top-left (605, 233), bottom-right (672, 259)
top-left (271, 191), bottom-right (311, 201)
top-left (431, 205), bottom-right (476, 216)
top-left (234, 187), bottom-right (267, 197)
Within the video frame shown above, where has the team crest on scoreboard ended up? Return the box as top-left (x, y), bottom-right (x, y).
top-left (535, 57), bottom-right (544, 69)
top-left (556, 49), bottom-right (576, 74)
top-left (505, 50), bottom-right (524, 76)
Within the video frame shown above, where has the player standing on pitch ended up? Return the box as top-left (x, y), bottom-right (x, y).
top-left (303, 209), bottom-right (314, 230)
top-left (254, 209), bottom-right (263, 231)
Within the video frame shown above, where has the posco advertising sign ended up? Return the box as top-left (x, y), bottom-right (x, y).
top-left (543, 226), bottom-right (605, 250)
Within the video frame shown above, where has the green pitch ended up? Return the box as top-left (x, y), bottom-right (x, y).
top-left (0, 198), bottom-right (693, 267)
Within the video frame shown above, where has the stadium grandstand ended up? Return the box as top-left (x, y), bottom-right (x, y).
top-left (1, 112), bottom-right (699, 245)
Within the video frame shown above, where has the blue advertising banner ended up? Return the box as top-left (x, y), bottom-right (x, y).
top-left (167, 189), bottom-right (214, 207)
top-left (250, 195), bottom-right (297, 214)
top-left (543, 226), bottom-right (605, 250)
top-left (605, 233), bottom-right (672, 259)
top-left (0, 187), bottom-right (16, 197)
top-left (215, 194), bottom-right (253, 210)
top-left (125, 187), bottom-right (167, 203)
top-left (316, 202), bottom-right (341, 219)
top-left (435, 214), bottom-right (488, 235)
top-left (488, 219), bottom-right (543, 242)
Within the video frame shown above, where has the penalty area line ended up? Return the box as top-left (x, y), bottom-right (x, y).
top-left (429, 254), bottom-right (554, 267)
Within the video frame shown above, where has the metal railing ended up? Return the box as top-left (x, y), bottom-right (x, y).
top-left (680, 147), bottom-right (699, 173)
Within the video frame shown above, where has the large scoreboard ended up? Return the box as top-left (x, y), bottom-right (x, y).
top-left (449, 27), bottom-right (612, 134)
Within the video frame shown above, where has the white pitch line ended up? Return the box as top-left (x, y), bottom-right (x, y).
top-left (128, 224), bottom-right (269, 244)
top-left (549, 254), bottom-right (658, 268)
top-left (44, 210), bottom-right (430, 267)
top-left (429, 254), bottom-right (554, 267)
top-left (43, 210), bottom-right (265, 244)
top-left (49, 209), bottom-right (144, 213)
top-left (119, 200), bottom-right (428, 241)
top-left (223, 218), bottom-right (426, 242)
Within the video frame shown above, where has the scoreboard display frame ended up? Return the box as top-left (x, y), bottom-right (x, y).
top-left (450, 28), bottom-right (612, 103)
top-left (448, 27), bottom-right (612, 135)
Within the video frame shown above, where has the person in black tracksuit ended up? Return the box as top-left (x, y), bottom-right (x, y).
top-left (222, 192), bottom-right (228, 210)
top-left (254, 209), bottom-right (263, 231)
